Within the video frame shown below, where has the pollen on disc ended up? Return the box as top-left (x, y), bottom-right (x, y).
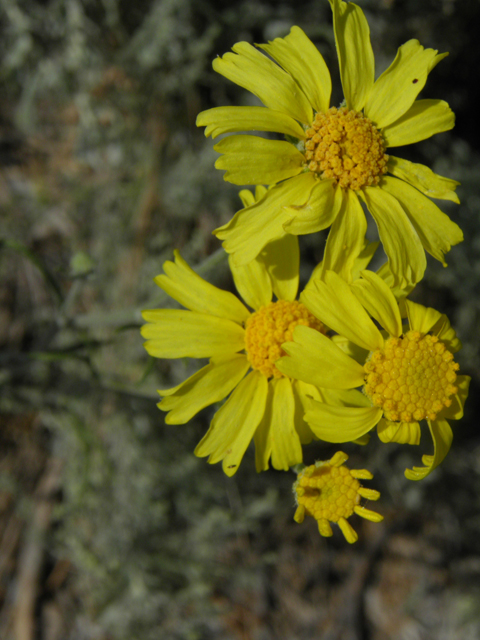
top-left (305, 106), bottom-right (388, 190)
top-left (363, 331), bottom-right (459, 423)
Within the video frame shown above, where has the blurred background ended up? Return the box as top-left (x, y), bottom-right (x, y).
top-left (1, 0), bottom-right (480, 638)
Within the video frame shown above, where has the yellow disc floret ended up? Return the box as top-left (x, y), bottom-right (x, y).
top-left (364, 331), bottom-right (459, 423)
top-left (305, 107), bottom-right (388, 190)
top-left (244, 300), bottom-right (325, 379)
top-left (293, 451), bottom-right (383, 544)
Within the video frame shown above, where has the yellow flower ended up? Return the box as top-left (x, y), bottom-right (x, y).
top-left (197, 0), bottom-right (462, 289)
top-left (277, 270), bottom-right (471, 480)
top-left (141, 242), bottom-right (332, 477)
top-left (293, 451), bottom-right (383, 543)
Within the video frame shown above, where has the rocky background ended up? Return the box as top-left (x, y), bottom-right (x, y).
top-left (1, 0), bottom-right (480, 638)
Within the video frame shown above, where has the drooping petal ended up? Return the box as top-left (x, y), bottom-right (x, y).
top-left (154, 250), bottom-right (249, 323)
top-left (376, 418), bottom-right (421, 444)
top-left (158, 354), bottom-right (250, 424)
top-left (195, 370), bottom-right (269, 476)
top-left (404, 418), bottom-right (453, 481)
top-left (351, 270), bottom-right (403, 338)
top-left (141, 310), bottom-right (245, 358)
top-left (382, 99), bottom-right (455, 148)
top-left (329, 0), bottom-right (374, 111)
top-left (304, 399), bottom-right (383, 443)
top-left (259, 26), bottom-right (332, 114)
top-left (270, 377), bottom-right (303, 470)
top-left (316, 189), bottom-right (367, 283)
top-left (229, 254), bottom-right (272, 311)
top-left (404, 299), bottom-right (443, 335)
top-left (197, 106), bottom-right (305, 139)
top-left (362, 185), bottom-right (426, 289)
top-left (338, 517), bottom-right (358, 543)
top-left (214, 135), bottom-right (305, 185)
top-left (388, 156), bottom-right (460, 204)
top-left (277, 325), bottom-right (365, 389)
top-left (365, 40), bottom-right (448, 128)
top-left (259, 234), bottom-right (299, 302)
top-left (213, 41), bottom-right (313, 123)
top-left (215, 172), bottom-right (317, 266)
top-left (380, 176), bottom-right (463, 267)
top-left (301, 271), bottom-right (383, 351)
top-left (283, 178), bottom-right (337, 235)
top-left (441, 375), bottom-right (471, 421)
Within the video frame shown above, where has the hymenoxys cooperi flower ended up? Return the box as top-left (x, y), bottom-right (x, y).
top-left (277, 270), bottom-right (470, 480)
top-left (197, 0), bottom-right (462, 289)
top-left (293, 451), bottom-right (383, 543)
top-left (141, 241), bottom-right (331, 477)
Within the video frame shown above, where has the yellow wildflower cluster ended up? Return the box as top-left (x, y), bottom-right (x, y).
top-left (142, 0), bottom-right (470, 543)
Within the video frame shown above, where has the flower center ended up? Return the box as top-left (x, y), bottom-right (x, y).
top-left (244, 300), bottom-right (325, 379)
top-left (294, 461), bottom-right (361, 523)
top-left (304, 106), bottom-right (388, 190)
top-left (364, 331), bottom-right (459, 423)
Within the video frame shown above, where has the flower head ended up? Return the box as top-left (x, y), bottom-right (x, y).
top-left (277, 270), bottom-right (471, 480)
top-left (141, 222), bottom-right (333, 476)
top-left (293, 451), bottom-right (383, 543)
top-left (197, 0), bottom-right (462, 289)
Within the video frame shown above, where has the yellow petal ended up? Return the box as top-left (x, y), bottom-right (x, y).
top-left (215, 172), bottom-right (316, 266)
top-left (141, 310), bottom-right (245, 358)
top-left (197, 106), bottom-right (305, 139)
top-left (388, 156), bottom-right (460, 204)
top-left (403, 299), bottom-right (442, 334)
top-left (365, 40), bottom-right (448, 128)
top-left (441, 375), bottom-right (470, 421)
top-left (351, 270), bottom-right (403, 338)
top-left (292, 380), bottom-right (323, 445)
top-left (278, 324), bottom-right (365, 389)
top-left (229, 254), bottom-right (272, 311)
top-left (304, 400), bottom-right (383, 443)
top-left (405, 418), bottom-right (453, 481)
top-left (431, 313), bottom-right (462, 353)
top-left (318, 519), bottom-right (333, 537)
top-left (158, 354), bottom-right (250, 424)
top-left (338, 517), bottom-right (358, 543)
top-left (362, 185), bottom-right (426, 289)
top-left (301, 271), bottom-right (383, 351)
top-left (214, 134), bottom-right (304, 186)
top-left (357, 488), bottom-right (380, 501)
top-left (316, 188), bottom-right (367, 283)
top-left (354, 506), bottom-right (383, 523)
top-left (383, 99), bottom-right (455, 148)
top-left (329, 0), bottom-right (374, 111)
top-left (253, 381), bottom-right (274, 472)
top-left (375, 261), bottom-right (416, 301)
top-left (283, 178), bottom-right (337, 235)
top-left (380, 176), bottom-right (463, 267)
top-left (213, 41), bottom-right (313, 123)
top-left (259, 234), bottom-right (299, 302)
top-left (294, 505), bottom-right (306, 523)
top-left (270, 377), bottom-right (303, 471)
top-left (259, 26), bottom-right (332, 114)
top-left (238, 188), bottom-right (256, 208)
top-left (153, 250), bottom-right (249, 323)
top-left (377, 419), bottom-right (421, 445)
top-left (195, 370), bottom-right (269, 476)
